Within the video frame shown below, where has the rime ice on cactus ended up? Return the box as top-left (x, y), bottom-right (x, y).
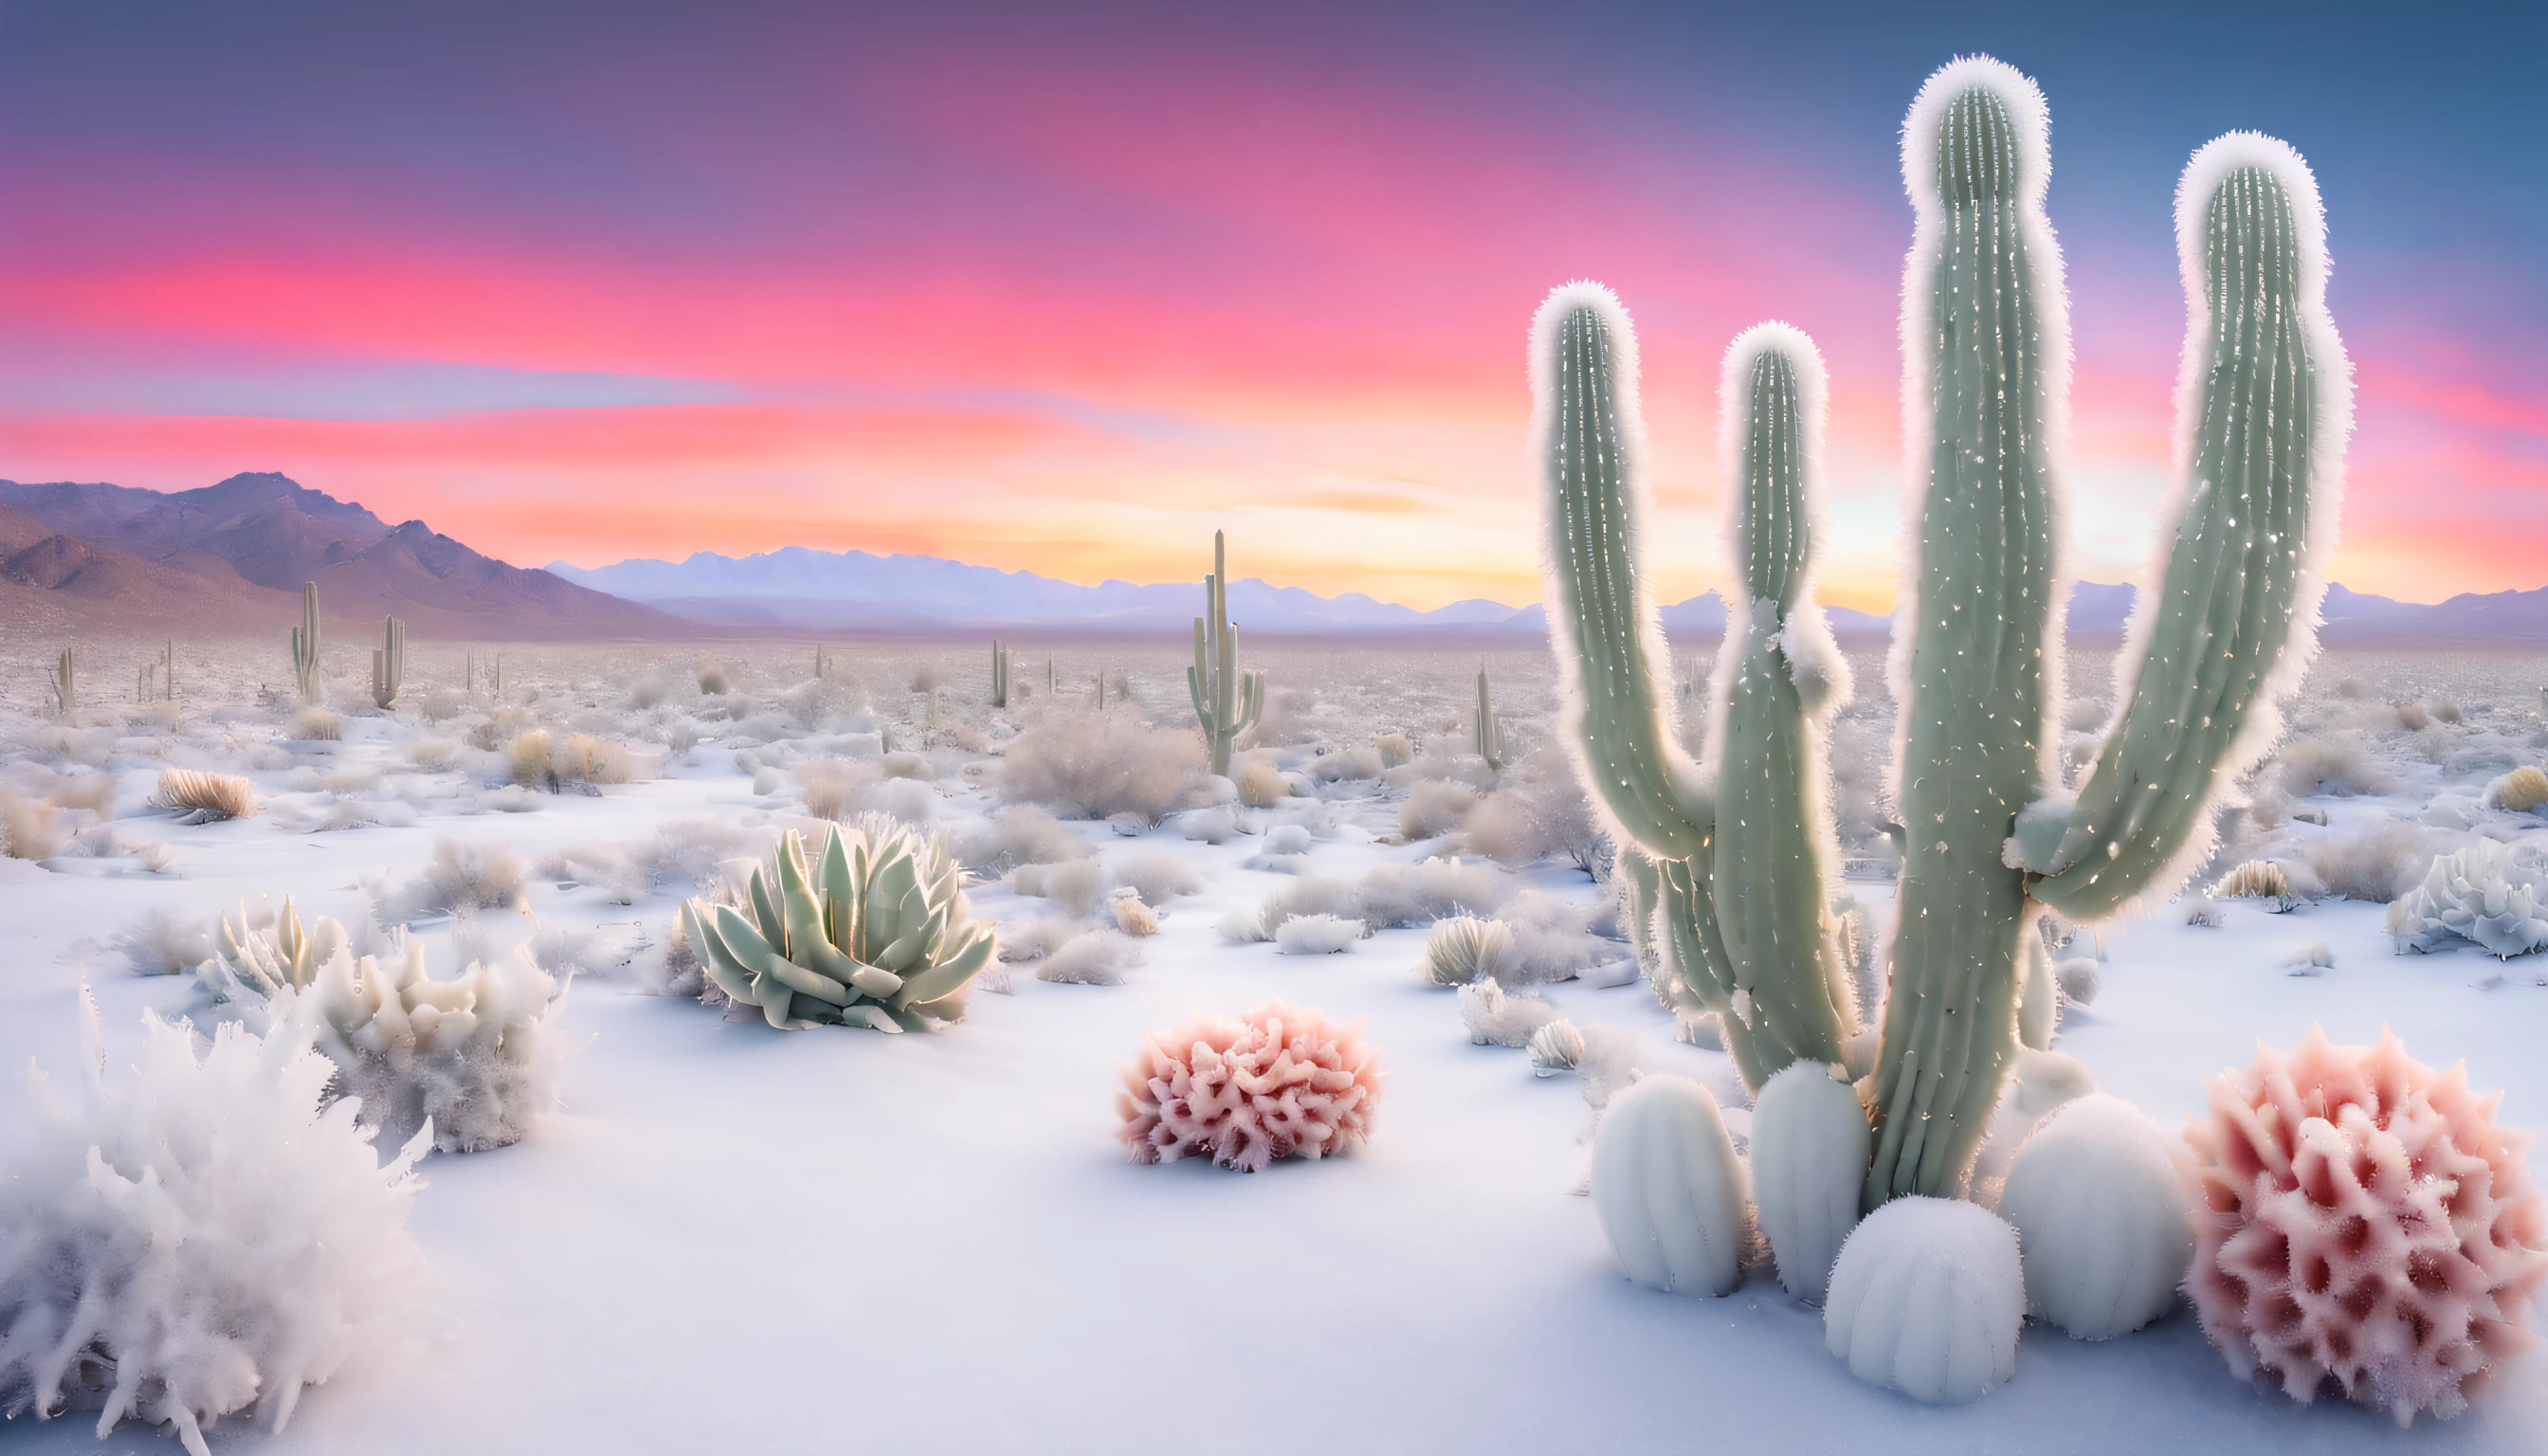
top-left (1590, 1074), bottom-right (1750, 1296)
top-left (291, 580), bottom-right (323, 705)
top-left (1531, 291), bottom-right (1854, 1093)
top-left (679, 815), bottom-right (995, 1031)
top-left (1116, 1001), bottom-right (1381, 1173)
top-left (1187, 530), bottom-right (1264, 777)
top-left (2184, 1028), bottom-right (2547, 1424)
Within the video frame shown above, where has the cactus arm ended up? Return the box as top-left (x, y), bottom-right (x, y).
top-left (1866, 62), bottom-right (2066, 1207)
top-left (1531, 282), bottom-right (1714, 863)
top-left (1653, 857), bottom-right (1781, 1090)
top-left (2029, 138), bottom-right (2348, 921)
top-left (1708, 325), bottom-right (1859, 1074)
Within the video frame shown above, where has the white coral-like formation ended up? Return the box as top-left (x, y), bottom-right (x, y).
top-left (2386, 839), bottom-right (2548, 958)
top-left (0, 994), bottom-right (429, 1456)
top-left (2185, 1028), bottom-right (2548, 1424)
top-left (1998, 1093), bottom-right (2193, 1339)
top-left (1823, 1195), bottom-right (2024, 1403)
top-left (1116, 1002), bottom-right (1382, 1173)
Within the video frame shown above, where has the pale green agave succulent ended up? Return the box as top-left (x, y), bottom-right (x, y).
top-left (681, 817), bottom-right (995, 1031)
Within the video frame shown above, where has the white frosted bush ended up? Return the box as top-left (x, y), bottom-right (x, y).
top-left (1996, 1094), bottom-right (2193, 1339)
top-left (1499, 889), bottom-right (1616, 984)
top-left (1273, 913), bottom-right (1363, 955)
top-left (998, 707), bottom-right (1202, 824)
top-left (1464, 748), bottom-right (1603, 874)
top-left (1179, 805), bottom-right (1240, 845)
top-left (1397, 779), bottom-right (1476, 842)
top-left (1109, 890), bottom-right (1157, 937)
top-left (0, 999), bottom-right (429, 1455)
top-left (1457, 978), bottom-right (1560, 1047)
top-left (1591, 1075), bottom-right (1749, 1297)
top-left (1824, 1196), bottom-right (2023, 1403)
top-left (1355, 858), bottom-right (1508, 928)
top-left (1038, 930), bottom-right (1140, 986)
top-left (2388, 839), bottom-right (2548, 958)
top-left (1264, 824), bottom-right (1313, 856)
top-left (1750, 1061), bottom-right (1870, 1303)
top-left (1010, 857), bottom-right (1108, 919)
top-left (2275, 736), bottom-right (2398, 797)
top-left (112, 904), bottom-right (217, 976)
top-left (1224, 876), bottom-right (1358, 942)
top-left (1234, 755), bottom-right (1289, 808)
top-left (1110, 850), bottom-right (1202, 905)
top-left (1525, 1017), bottom-right (1584, 1074)
top-left (2300, 819), bottom-right (2430, 902)
top-left (373, 839), bottom-right (528, 922)
top-left (1308, 745), bottom-right (1384, 783)
top-left (1419, 914), bottom-right (1513, 986)
top-left (956, 806), bottom-right (1083, 871)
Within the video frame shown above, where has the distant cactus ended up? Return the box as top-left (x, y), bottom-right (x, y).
top-left (1534, 56), bottom-right (2351, 1205)
top-left (1188, 531), bottom-right (1264, 777)
top-left (47, 646), bottom-right (74, 718)
top-left (1474, 666), bottom-right (1505, 771)
top-left (991, 639), bottom-right (1010, 708)
top-left (371, 615), bottom-right (406, 709)
top-left (290, 581), bottom-right (322, 705)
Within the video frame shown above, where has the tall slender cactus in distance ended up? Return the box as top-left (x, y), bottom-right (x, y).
top-left (1474, 667), bottom-right (1505, 771)
top-left (990, 640), bottom-right (1010, 708)
top-left (1188, 530), bottom-right (1263, 777)
top-left (371, 616), bottom-right (406, 709)
top-left (290, 581), bottom-right (322, 705)
top-left (1535, 56), bottom-right (2350, 1209)
top-left (49, 646), bottom-right (76, 719)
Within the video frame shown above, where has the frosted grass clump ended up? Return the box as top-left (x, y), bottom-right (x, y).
top-left (1997, 1094), bottom-right (2193, 1339)
top-left (1524, 1017), bottom-right (1584, 1075)
top-left (2276, 737), bottom-right (2399, 798)
top-left (1418, 913), bottom-right (1513, 986)
top-left (2211, 859), bottom-right (2298, 911)
top-left (148, 768), bottom-right (255, 824)
top-left (1750, 1061), bottom-right (1871, 1303)
top-left (1010, 857), bottom-right (1107, 919)
top-left (1591, 1075), bottom-right (1750, 1297)
top-left (373, 839), bottom-right (530, 922)
top-left (2484, 765), bottom-right (2548, 813)
top-left (1038, 930), bottom-right (1140, 986)
top-left (1108, 850), bottom-right (1203, 906)
top-left (0, 996), bottom-right (429, 1456)
top-left (1457, 977), bottom-right (1560, 1047)
top-left (998, 707), bottom-right (1202, 824)
top-left (2300, 819), bottom-right (2430, 902)
top-left (1116, 1002), bottom-right (1381, 1173)
top-left (1397, 779), bottom-right (1476, 841)
top-left (113, 904), bottom-right (218, 976)
top-left (954, 806), bottom-right (1083, 872)
top-left (1273, 913), bottom-right (1362, 955)
top-left (1108, 890), bottom-right (1156, 937)
top-left (1823, 1197), bottom-right (2024, 1404)
top-left (2387, 840), bottom-right (2548, 958)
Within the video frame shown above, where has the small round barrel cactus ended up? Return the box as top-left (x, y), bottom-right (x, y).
top-left (681, 816), bottom-right (995, 1031)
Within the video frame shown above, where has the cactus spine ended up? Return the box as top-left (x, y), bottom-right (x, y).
top-left (371, 615), bottom-right (406, 709)
top-left (1535, 59), bottom-right (2348, 1210)
top-left (49, 646), bottom-right (75, 718)
top-left (1474, 667), bottom-right (1504, 771)
top-left (290, 580), bottom-right (322, 705)
top-left (1187, 530), bottom-right (1263, 777)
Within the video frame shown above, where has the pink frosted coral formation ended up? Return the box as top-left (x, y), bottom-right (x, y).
top-left (1117, 1001), bottom-right (1382, 1173)
top-left (2185, 1027), bottom-right (2547, 1424)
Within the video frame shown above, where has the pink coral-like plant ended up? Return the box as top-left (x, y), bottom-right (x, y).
top-left (2184, 1027), bottom-right (2548, 1424)
top-left (1117, 1001), bottom-right (1382, 1173)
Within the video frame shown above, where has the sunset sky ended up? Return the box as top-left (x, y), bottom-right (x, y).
top-left (1, 2), bottom-right (2540, 611)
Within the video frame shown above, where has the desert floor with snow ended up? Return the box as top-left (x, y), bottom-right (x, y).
top-left (3, 633), bottom-right (2545, 1454)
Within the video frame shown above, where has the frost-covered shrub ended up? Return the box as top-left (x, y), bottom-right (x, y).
top-left (1375, 733), bottom-right (1414, 769)
top-left (1178, 805), bottom-right (1239, 845)
top-left (1751, 1060), bottom-right (1870, 1303)
top-left (0, 784), bottom-right (59, 859)
top-left (1110, 850), bottom-right (1201, 905)
top-left (1108, 890), bottom-right (1157, 937)
top-left (1525, 1017), bottom-right (1585, 1074)
top-left (2275, 736), bottom-right (2398, 797)
top-left (1998, 1094), bottom-right (2193, 1339)
top-left (373, 839), bottom-right (529, 921)
top-left (409, 737), bottom-right (459, 771)
top-left (1397, 779), bottom-right (1476, 842)
top-left (956, 805), bottom-right (1083, 871)
top-left (1457, 978), bottom-right (1560, 1047)
top-left (1233, 754), bottom-right (1288, 809)
top-left (2209, 858), bottom-right (2296, 911)
top-left (1115, 1001), bottom-right (1382, 1172)
top-left (1307, 745), bottom-right (1384, 783)
top-left (998, 708), bottom-right (1202, 824)
top-left (1823, 1197), bottom-right (2023, 1404)
top-left (2300, 819), bottom-right (2430, 902)
top-left (113, 905), bottom-right (216, 976)
top-left (2485, 765), bottom-right (2548, 813)
top-left (1463, 747), bottom-right (1601, 874)
top-left (147, 769), bottom-right (253, 824)
top-left (1273, 913), bottom-right (1362, 955)
top-left (0, 1002), bottom-right (429, 1456)
top-left (1039, 930), bottom-right (1139, 986)
top-left (287, 707), bottom-right (340, 741)
top-left (1354, 858), bottom-right (1507, 929)
top-left (549, 733), bottom-right (639, 785)
top-left (1010, 857), bottom-right (1107, 919)
top-left (1495, 890), bottom-right (1614, 984)
top-left (797, 758), bottom-right (866, 819)
top-left (2184, 1028), bottom-right (2547, 1424)
top-left (2387, 840), bottom-right (2548, 958)
top-left (1418, 914), bottom-right (1513, 986)
top-left (1591, 1075), bottom-right (1749, 1297)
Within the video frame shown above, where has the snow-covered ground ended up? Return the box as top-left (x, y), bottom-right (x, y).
top-left (3, 635), bottom-right (2545, 1453)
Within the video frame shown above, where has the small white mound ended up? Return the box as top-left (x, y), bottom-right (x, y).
top-left (1823, 1196), bottom-right (2023, 1404)
top-left (1997, 1094), bottom-right (2193, 1339)
top-left (1591, 1075), bottom-right (1749, 1297)
top-left (1750, 1061), bottom-right (1870, 1303)
top-left (2052, 956), bottom-right (2101, 1006)
top-left (0, 995), bottom-right (429, 1456)
top-left (1038, 930), bottom-right (1141, 986)
top-left (1272, 913), bottom-right (1362, 956)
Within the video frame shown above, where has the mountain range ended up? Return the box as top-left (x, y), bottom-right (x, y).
top-left (4, 472), bottom-right (2542, 647)
top-left (553, 545), bottom-right (2548, 646)
top-left (0, 473), bottom-right (696, 640)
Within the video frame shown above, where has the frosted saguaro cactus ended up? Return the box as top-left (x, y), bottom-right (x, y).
top-left (290, 580), bottom-right (323, 705)
top-left (1188, 530), bottom-right (1263, 777)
